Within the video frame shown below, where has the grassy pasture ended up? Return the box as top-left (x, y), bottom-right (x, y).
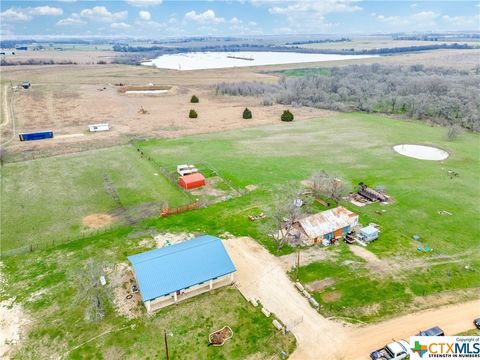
top-left (0, 145), bottom-right (191, 252)
top-left (2, 229), bottom-right (295, 359)
top-left (136, 112), bottom-right (479, 256)
top-left (1, 110), bottom-right (479, 357)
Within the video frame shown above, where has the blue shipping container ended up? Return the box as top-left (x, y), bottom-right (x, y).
top-left (19, 131), bottom-right (54, 141)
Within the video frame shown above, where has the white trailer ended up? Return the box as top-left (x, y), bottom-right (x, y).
top-left (88, 123), bottom-right (109, 132)
top-left (176, 164), bottom-right (198, 176)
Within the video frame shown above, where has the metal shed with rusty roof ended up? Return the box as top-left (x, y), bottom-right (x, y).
top-left (298, 206), bottom-right (359, 245)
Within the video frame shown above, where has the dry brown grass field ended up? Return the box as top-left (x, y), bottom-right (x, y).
top-left (1, 48), bottom-right (478, 159)
top-left (293, 39), bottom-right (479, 50)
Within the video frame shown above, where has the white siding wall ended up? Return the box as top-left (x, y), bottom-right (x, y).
top-left (146, 273), bottom-right (234, 312)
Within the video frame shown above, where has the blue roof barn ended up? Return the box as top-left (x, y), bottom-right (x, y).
top-left (128, 235), bottom-right (236, 312)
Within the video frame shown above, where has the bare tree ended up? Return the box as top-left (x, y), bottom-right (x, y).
top-left (216, 64), bottom-right (480, 132)
top-left (446, 125), bottom-right (463, 141)
top-left (309, 170), bottom-right (347, 205)
top-left (76, 259), bottom-right (111, 322)
top-left (263, 183), bottom-right (305, 250)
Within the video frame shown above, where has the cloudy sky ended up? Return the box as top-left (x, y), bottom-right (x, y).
top-left (1, 0), bottom-right (479, 38)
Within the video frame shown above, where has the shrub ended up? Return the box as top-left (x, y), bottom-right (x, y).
top-left (281, 110), bottom-right (294, 122)
top-left (243, 107), bottom-right (252, 119)
top-left (190, 95), bottom-right (199, 103)
top-left (189, 109), bottom-right (198, 118)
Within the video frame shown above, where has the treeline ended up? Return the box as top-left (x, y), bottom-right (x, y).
top-left (0, 59), bottom-right (77, 66)
top-left (394, 34), bottom-right (480, 41)
top-left (216, 64), bottom-right (480, 131)
top-left (112, 42), bottom-right (477, 55)
top-left (286, 38), bottom-right (351, 45)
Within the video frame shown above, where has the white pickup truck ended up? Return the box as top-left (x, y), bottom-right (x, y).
top-left (370, 340), bottom-right (409, 360)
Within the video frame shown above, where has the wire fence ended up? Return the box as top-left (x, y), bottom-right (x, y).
top-left (0, 225), bottom-right (120, 258)
top-left (1, 146), bottom-right (238, 257)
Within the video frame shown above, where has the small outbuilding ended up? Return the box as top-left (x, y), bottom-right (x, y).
top-left (177, 164), bottom-right (198, 176)
top-left (297, 206), bottom-right (359, 246)
top-left (178, 173), bottom-right (206, 190)
top-left (358, 225), bottom-right (379, 242)
top-left (128, 235), bottom-right (236, 312)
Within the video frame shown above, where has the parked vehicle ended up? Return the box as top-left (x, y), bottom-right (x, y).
top-left (417, 326), bottom-right (444, 336)
top-left (370, 340), bottom-right (409, 360)
top-left (474, 318), bottom-right (480, 330)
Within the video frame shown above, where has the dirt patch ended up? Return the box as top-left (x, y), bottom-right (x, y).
top-left (348, 245), bottom-right (392, 277)
top-left (82, 213), bottom-right (113, 229)
top-left (412, 288), bottom-right (480, 310)
top-left (245, 184), bottom-right (258, 192)
top-left (138, 237), bottom-right (155, 248)
top-left (306, 278), bottom-right (335, 292)
top-left (0, 298), bottom-right (30, 358)
top-left (322, 291), bottom-right (342, 302)
top-left (278, 246), bottom-right (337, 272)
top-left (345, 303), bottom-right (382, 319)
top-left (153, 232), bottom-right (194, 248)
top-left (0, 262), bottom-right (30, 359)
top-left (106, 263), bottom-right (141, 320)
top-left (118, 85), bottom-right (172, 93)
top-left (190, 176), bottom-right (230, 199)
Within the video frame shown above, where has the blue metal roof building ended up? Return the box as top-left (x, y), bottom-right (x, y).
top-left (128, 235), bottom-right (236, 303)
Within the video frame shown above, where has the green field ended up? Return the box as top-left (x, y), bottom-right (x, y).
top-left (0, 145), bottom-right (191, 252)
top-left (132, 112), bottom-right (480, 320)
top-left (2, 228), bottom-right (295, 359)
top-left (136, 112), bottom-right (479, 255)
top-left (273, 67), bottom-right (331, 77)
top-left (1, 111), bottom-right (479, 356)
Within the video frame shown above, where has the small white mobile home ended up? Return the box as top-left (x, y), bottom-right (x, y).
top-left (88, 123), bottom-right (109, 132)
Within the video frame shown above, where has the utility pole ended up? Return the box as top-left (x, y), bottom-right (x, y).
top-left (296, 250), bottom-right (300, 281)
top-left (164, 330), bottom-right (170, 360)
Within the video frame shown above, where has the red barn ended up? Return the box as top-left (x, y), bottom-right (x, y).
top-left (178, 173), bottom-right (206, 190)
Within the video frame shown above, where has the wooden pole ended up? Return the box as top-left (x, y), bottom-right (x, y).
top-left (296, 250), bottom-right (300, 281)
top-left (164, 330), bottom-right (170, 360)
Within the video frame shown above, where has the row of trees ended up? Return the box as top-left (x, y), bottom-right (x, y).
top-left (216, 64), bottom-right (480, 131)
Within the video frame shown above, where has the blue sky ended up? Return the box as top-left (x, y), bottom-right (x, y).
top-left (1, 1), bottom-right (479, 38)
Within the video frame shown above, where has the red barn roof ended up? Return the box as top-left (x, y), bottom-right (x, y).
top-left (178, 173), bottom-right (206, 190)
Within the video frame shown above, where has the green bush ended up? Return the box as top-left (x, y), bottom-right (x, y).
top-left (189, 109), bottom-right (198, 118)
top-left (281, 110), bottom-right (294, 122)
top-left (243, 107), bottom-right (252, 119)
top-left (190, 95), bottom-right (199, 103)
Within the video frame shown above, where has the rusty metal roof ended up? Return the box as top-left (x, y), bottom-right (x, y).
top-left (298, 206), bottom-right (358, 238)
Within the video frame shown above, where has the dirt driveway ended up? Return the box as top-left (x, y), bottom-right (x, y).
top-left (223, 237), bottom-right (480, 360)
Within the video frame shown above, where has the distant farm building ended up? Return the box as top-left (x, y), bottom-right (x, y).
top-left (178, 173), bottom-right (206, 190)
top-left (128, 235), bottom-right (236, 312)
top-left (88, 123), bottom-right (109, 132)
top-left (297, 206), bottom-right (359, 246)
top-left (19, 131), bottom-right (53, 141)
